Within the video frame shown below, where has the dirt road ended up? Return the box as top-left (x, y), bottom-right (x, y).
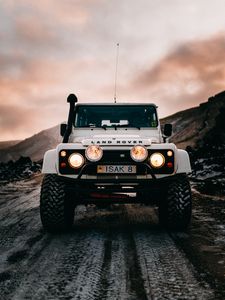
top-left (0, 176), bottom-right (224, 299)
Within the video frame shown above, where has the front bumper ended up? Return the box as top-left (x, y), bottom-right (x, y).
top-left (59, 173), bottom-right (185, 205)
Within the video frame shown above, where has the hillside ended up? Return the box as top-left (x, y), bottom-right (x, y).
top-left (161, 91), bottom-right (225, 149)
top-left (0, 91), bottom-right (224, 163)
top-left (0, 125), bottom-right (61, 162)
top-left (0, 140), bottom-right (21, 150)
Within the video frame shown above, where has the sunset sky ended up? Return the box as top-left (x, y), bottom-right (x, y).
top-left (1, 0), bottom-right (225, 141)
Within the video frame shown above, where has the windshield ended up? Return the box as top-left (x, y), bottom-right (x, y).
top-left (74, 105), bottom-right (158, 128)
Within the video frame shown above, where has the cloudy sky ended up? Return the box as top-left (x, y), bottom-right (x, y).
top-left (1, 0), bottom-right (225, 141)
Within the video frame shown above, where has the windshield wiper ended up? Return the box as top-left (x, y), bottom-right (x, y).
top-left (101, 124), bottom-right (141, 130)
top-left (111, 124), bottom-right (130, 130)
top-left (100, 124), bottom-right (127, 130)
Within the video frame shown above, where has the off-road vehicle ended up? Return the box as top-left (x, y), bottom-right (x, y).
top-left (40, 94), bottom-right (192, 232)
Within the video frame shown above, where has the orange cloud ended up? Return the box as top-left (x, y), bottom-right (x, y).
top-left (132, 33), bottom-right (225, 116)
top-left (0, 56), bottom-right (110, 140)
top-left (15, 16), bottom-right (58, 45)
top-left (1, 24), bottom-right (225, 141)
top-left (3, 0), bottom-right (100, 28)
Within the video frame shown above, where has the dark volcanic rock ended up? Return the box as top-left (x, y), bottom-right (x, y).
top-left (186, 93), bottom-right (225, 196)
top-left (159, 91), bottom-right (225, 196)
top-left (0, 157), bottom-right (41, 182)
top-left (189, 150), bottom-right (225, 196)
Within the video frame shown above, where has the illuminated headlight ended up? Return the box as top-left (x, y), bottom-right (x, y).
top-left (85, 145), bottom-right (103, 162)
top-left (130, 145), bottom-right (148, 162)
top-left (68, 153), bottom-right (84, 169)
top-left (150, 152), bottom-right (165, 168)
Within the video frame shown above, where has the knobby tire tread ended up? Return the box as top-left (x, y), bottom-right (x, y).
top-left (159, 175), bottom-right (192, 230)
top-left (40, 174), bottom-right (74, 232)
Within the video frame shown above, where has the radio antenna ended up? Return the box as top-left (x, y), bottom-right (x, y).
top-left (114, 43), bottom-right (120, 103)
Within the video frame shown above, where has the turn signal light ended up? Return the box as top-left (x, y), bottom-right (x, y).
top-left (60, 150), bottom-right (67, 157)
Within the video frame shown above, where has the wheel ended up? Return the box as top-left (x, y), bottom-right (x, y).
top-left (40, 174), bottom-right (74, 232)
top-left (158, 175), bottom-right (192, 230)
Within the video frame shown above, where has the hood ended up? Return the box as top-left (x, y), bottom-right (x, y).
top-left (69, 128), bottom-right (162, 145)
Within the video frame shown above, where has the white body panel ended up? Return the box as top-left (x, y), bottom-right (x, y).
top-left (177, 149), bottom-right (192, 173)
top-left (42, 150), bottom-right (57, 174)
top-left (69, 128), bottom-right (163, 144)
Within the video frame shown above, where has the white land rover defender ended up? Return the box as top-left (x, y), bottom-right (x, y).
top-left (40, 94), bottom-right (192, 232)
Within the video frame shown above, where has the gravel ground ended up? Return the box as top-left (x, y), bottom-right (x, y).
top-left (0, 175), bottom-right (224, 299)
top-left (172, 189), bottom-right (225, 299)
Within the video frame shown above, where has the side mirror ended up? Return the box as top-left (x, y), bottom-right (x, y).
top-left (60, 123), bottom-right (67, 137)
top-left (163, 123), bottom-right (172, 137)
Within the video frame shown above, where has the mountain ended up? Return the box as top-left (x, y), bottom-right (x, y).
top-left (0, 125), bottom-right (61, 162)
top-left (160, 91), bottom-right (225, 149)
top-left (0, 91), bottom-right (224, 163)
top-left (0, 140), bottom-right (21, 150)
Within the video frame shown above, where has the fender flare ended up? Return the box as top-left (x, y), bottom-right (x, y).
top-left (42, 150), bottom-right (57, 174)
top-left (176, 149), bottom-right (192, 174)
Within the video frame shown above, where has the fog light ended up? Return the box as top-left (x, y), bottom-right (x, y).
top-left (130, 145), bottom-right (148, 162)
top-left (150, 153), bottom-right (165, 168)
top-left (68, 153), bottom-right (84, 169)
top-left (85, 145), bottom-right (103, 162)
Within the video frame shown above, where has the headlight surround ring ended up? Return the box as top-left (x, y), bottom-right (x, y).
top-left (130, 145), bottom-right (148, 162)
top-left (149, 152), bottom-right (165, 168)
top-left (85, 145), bottom-right (103, 162)
top-left (68, 153), bottom-right (84, 169)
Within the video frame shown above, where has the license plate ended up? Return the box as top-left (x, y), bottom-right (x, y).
top-left (97, 165), bottom-right (136, 174)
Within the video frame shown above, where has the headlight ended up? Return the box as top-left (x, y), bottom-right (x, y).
top-left (85, 145), bottom-right (103, 162)
top-left (130, 145), bottom-right (148, 162)
top-left (150, 152), bottom-right (165, 168)
top-left (68, 153), bottom-right (84, 169)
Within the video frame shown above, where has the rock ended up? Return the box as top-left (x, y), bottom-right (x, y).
top-left (0, 157), bottom-right (41, 182)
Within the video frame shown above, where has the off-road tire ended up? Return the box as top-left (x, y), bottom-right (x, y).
top-left (40, 174), bottom-right (74, 232)
top-left (158, 175), bottom-right (192, 230)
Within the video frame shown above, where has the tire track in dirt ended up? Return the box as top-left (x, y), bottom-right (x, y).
top-left (0, 179), bottom-right (216, 299)
top-left (171, 191), bottom-right (225, 300)
top-left (135, 231), bottom-right (213, 300)
top-left (10, 232), bottom-right (106, 300)
top-left (124, 205), bottom-right (214, 300)
top-left (0, 188), bottom-right (40, 224)
top-left (95, 231), bottom-right (144, 300)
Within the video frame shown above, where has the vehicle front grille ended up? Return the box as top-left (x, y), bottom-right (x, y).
top-left (101, 150), bottom-right (132, 163)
